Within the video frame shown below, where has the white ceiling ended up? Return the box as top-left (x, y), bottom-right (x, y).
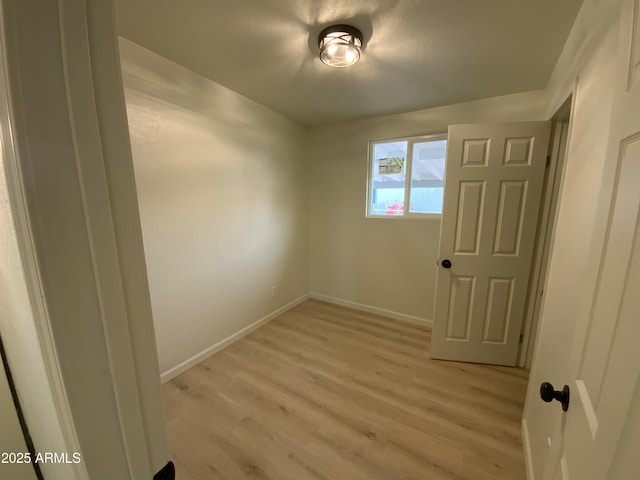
top-left (115, 0), bottom-right (583, 127)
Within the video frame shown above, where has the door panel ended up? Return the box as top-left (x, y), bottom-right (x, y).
top-left (615, 405), bottom-right (640, 479)
top-left (493, 180), bottom-right (527, 255)
top-left (482, 277), bottom-right (513, 343)
top-left (579, 139), bottom-right (640, 402)
top-left (550, 3), bottom-right (640, 476)
top-left (462, 139), bottom-right (489, 166)
top-left (446, 275), bottom-right (475, 340)
top-left (563, 134), bottom-right (640, 479)
top-left (432, 122), bottom-right (550, 366)
top-left (454, 181), bottom-right (485, 254)
top-left (504, 137), bottom-right (534, 165)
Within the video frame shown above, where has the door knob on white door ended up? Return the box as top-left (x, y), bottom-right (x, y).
top-left (540, 382), bottom-right (570, 411)
top-left (440, 259), bottom-right (452, 269)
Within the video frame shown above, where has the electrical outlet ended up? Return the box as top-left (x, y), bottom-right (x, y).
top-left (271, 285), bottom-right (277, 297)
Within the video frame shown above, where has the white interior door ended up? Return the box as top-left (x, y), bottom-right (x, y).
top-left (0, 357), bottom-right (38, 480)
top-left (432, 122), bottom-right (550, 366)
top-left (555, 117), bottom-right (640, 480)
top-left (547, 7), bottom-right (640, 478)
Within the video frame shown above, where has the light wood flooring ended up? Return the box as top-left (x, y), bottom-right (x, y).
top-left (163, 300), bottom-right (529, 480)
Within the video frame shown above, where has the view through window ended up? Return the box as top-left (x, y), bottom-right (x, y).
top-left (367, 134), bottom-right (447, 217)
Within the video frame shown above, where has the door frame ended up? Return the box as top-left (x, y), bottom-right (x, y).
top-left (518, 97), bottom-right (574, 368)
top-left (0, 3), bottom-right (86, 478)
top-left (0, 0), bottom-right (168, 478)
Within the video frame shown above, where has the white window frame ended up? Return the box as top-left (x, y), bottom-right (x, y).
top-left (366, 132), bottom-right (447, 219)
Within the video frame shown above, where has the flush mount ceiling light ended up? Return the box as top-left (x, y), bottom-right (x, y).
top-left (318, 24), bottom-right (363, 68)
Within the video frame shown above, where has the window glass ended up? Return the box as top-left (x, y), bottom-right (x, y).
top-left (367, 135), bottom-right (446, 217)
top-left (370, 141), bottom-right (407, 216)
top-left (409, 140), bottom-right (447, 214)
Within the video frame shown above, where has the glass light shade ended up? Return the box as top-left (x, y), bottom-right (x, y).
top-left (318, 25), bottom-right (363, 68)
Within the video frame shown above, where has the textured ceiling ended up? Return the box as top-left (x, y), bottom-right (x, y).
top-left (115, 0), bottom-right (583, 127)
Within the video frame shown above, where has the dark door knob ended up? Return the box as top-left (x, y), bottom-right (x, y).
top-left (441, 259), bottom-right (452, 269)
top-left (540, 382), bottom-right (570, 411)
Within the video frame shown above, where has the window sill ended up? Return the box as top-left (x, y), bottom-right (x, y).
top-left (365, 213), bottom-right (442, 220)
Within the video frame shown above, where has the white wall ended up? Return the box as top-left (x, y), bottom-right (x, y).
top-left (119, 39), bottom-right (310, 378)
top-left (522, 0), bottom-right (626, 477)
top-left (0, 358), bottom-right (37, 480)
top-left (307, 92), bottom-right (547, 323)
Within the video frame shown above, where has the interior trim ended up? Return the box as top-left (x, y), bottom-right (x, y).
top-left (160, 294), bottom-right (311, 383)
top-left (522, 418), bottom-right (535, 480)
top-left (309, 292), bottom-right (432, 328)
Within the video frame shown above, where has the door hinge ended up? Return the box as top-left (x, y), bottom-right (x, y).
top-left (546, 155), bottom-right (552, 167)
top-left (519, 333), bottom-right (524, 344)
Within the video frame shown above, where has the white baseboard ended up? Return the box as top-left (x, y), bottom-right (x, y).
top-left (161, 292), bottom-right (430, 383)
top-left (308, 292), bottom-right (432, 328)
top-left (522, 418), bottom-right (535, 480)
top-left (160, 293), bottom-right (310, 383)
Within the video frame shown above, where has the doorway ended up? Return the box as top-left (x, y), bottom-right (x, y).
top-left (519, 97), bottom-right (572, 368)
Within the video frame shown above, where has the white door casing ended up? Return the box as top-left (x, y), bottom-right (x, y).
top-left (1, 0), bottom-right (169, 477)
top-left (521, 120), bottom-right (570, 369)
top-left (547, 1), bottom-right (640, 477)
top-left (432, 122), bottom-right (550, 366)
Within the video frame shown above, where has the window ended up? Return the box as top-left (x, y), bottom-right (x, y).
top-left (367, 134), bottom-right (447, 217)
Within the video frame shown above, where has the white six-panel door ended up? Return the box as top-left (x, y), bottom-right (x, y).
top-left (550, 1), bottom-right (640, 477)
top-left (555, 111), bottom-right (640, 480)
top-left (432, 122), bottom-right (550, 366)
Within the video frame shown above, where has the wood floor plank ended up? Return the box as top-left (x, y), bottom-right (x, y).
top-left (163, 299), bottom-right (529, 479)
